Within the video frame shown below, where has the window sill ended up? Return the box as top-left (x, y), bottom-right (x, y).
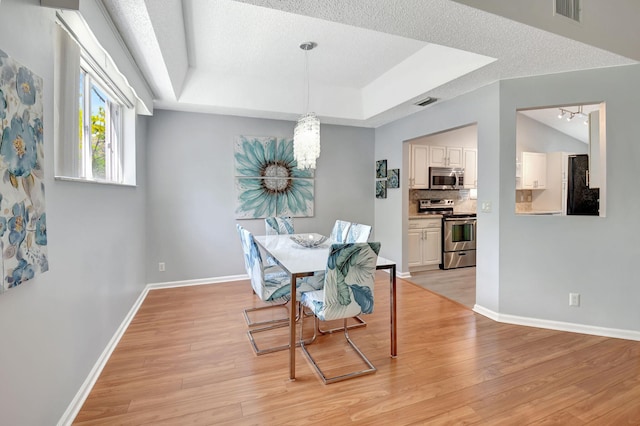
top-left (54, 176), bottom-right (136, 188)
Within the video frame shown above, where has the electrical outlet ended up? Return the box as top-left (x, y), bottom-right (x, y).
top-left (158, 262), bottom-right (165, 272)
top-left (569, 292), bottom-right (580, 307)
top-left (481, 201), bottom-right (492, 213)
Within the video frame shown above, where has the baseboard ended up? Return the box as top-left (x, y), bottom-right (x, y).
top-left (57, 273), bottom-right (249, 426)
top-left (147, 274), bottom-right (247, 289)
top-left (57, 285), bottom-right (151, 426)
top-left (396, 271), bottom-right (411, 279)
top-left (473, 304), bottom-right (640, 341)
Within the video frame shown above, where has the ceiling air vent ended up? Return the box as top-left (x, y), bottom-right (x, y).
top-left (555, 0), bottom-right (580, 22)
top-left (415, 97), bottom-right (437, 107)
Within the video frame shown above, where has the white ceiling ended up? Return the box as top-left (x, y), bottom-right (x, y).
top-left (102, 0), bottom-right (637, 128)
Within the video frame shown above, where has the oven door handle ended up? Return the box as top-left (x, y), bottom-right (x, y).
top-left (444, 219), bottom-right (476, 225)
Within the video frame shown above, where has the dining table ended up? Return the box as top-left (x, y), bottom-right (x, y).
top-left (254, 233), bottom-right (397, 381)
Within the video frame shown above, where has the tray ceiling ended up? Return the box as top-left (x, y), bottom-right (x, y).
top-left (102, 0), bottom-right (636, 127)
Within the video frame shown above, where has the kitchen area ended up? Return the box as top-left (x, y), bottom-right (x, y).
top-left (406, 123), bottom-right (478, 307)
top-left (405, 104), bottom-right (606, 308)
top-left (515, 103), bottom-right (606, 217)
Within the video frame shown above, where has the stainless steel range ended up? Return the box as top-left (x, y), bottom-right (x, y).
top-left (418, 199), bottom-right (477, 270)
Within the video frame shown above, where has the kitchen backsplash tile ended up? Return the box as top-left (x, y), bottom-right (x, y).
top-left (409, 189), bottom-right (477, 215)
top-left (515, 189), bottom-right (533, 212)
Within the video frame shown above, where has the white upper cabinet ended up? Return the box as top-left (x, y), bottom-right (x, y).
top-left (429, 146), bottom-right (463, 168)
top-left (463, 148), bottom-right (477, 189)
top-left (519, 152), bottom-right (547, 189)
top-left (410, 145), bottom-right (429, 188)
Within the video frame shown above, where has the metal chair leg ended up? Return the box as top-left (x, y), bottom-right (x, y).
top-left (300, 317), bottom-right (376, 384)
top-left (248, 302), bottom-right (313, 355)
top-left (243, 302), bottom-right (289, 327)
top-left (247, 322), bottom-right (291, 355)
top-left (317, 315), bottom-right (367, 334)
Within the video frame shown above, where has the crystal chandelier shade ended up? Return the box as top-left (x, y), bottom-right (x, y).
top-left (293, 112), bottom-right (320, 169)
top-left (293, 42), bottom-right (320, 170)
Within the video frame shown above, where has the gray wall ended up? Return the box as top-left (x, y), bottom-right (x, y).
top-left (145, 110), bottom-right (375, 283)
top-left (375, 64), bottom-right (640, 332)
top-left (499, 65), bottom-right (640, 330)
top-left (0, 1), bottom-right (148, 424)
top-left (375, 83), bottom-right (502, 312)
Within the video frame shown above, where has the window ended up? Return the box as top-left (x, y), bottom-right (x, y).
top-left (78, 65), bottom-right (122, 182)
top-left (54, 13), bottom-right (137, 186)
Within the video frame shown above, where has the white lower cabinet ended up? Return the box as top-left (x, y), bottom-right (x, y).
top-left (408, 218), bottom-right (442, 270)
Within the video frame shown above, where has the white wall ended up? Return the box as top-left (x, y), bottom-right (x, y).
top-left (0, 1), bottom-right (148, 424)
top-left (410, 123), bottom-right (478, 149)
top-left (517, 113), bottom-right (588, 155)
top-left (145, 110), bottom-right (376, 283)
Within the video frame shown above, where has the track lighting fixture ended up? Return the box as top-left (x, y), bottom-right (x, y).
top-left (557, 106), bottom-right (588, 124)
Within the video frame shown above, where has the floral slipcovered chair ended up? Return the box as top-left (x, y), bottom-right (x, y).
top-left (329, 220), bottom-right (351, 243)
top-left (264, 216), bottom-right (294, 266)
top-left (346, 223), bottom-right (372, 243)
top-left (264, 216), bottom-right (294, 235)
top-left (237, 224), bottom-right (323, 355)
top-left (300, 242), bottom-right (381, 384)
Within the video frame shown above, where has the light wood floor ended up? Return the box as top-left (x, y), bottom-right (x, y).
top-left (74, 272), bottom-right (640, 425)
top-left (407, 267), bottom-right (476, 308)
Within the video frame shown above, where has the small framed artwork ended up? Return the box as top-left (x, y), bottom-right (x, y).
top-left (388, 169), bottom-right (399, 188)
top-left (376, 159), bottom-right (387, 178)
top-left (376, 180), bottom-right (387, 199)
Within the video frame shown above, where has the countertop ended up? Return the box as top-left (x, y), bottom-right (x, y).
top-left (409, 214), bottom-right (443, 219)
top-left (516, 210), bottom-right (562, 216)
top-left (409, 212), bottom-right (477, 219)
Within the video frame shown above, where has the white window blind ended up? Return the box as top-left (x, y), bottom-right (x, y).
top-left (54, 11), bottom-right (136, 185)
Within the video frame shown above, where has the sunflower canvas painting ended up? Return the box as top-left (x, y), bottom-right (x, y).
top-left (234, 136), bottom-right (314, 219)
top-left (0, 49), bottom-right (48, 293)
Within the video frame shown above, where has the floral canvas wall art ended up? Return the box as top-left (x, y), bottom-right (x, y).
top-left (376, 159), bottom-right (387, 179)
top-left (388, 169), bottom-right (400, 188)
top-left (234, 136), bottom-right (314, 219)
top-left (375, 180), bottom-right (387, 199)
top-left (0, 49), bottom-right (48, 293)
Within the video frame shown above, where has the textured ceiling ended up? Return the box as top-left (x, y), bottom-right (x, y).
top-left (102, 0), bottom-right (636, 128)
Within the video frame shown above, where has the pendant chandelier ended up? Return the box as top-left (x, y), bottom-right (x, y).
top-left (293, 41), bottom-right (320, 170)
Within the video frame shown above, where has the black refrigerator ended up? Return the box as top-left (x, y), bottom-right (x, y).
top-left (567, 154), bottom-right (599, 215)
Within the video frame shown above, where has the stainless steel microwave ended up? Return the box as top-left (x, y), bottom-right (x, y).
top-left (429, 167), bottom-right (464, 190)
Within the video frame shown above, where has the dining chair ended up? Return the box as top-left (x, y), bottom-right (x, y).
top-left (321, 221), bottom-right (373, 333)
top-left (299, 242), bottom-right (381, 384)
top-left (264, 216), bottom-right (294, 266)
top-left (237, 224), bottom-right (323, 355)
top-left (265, 216), bottom-right (294, 235)
top-left (346, 223), bottom-right (372, 243)
top-left (329, 220), bottom-right (351, 243)
top-left (237, 224), bottom-right (289, 326)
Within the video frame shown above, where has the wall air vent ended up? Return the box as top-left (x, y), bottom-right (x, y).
top-left (415, 97), bottom-right (437, 107)
top-left (555, 0), bottom-right (580, 22)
